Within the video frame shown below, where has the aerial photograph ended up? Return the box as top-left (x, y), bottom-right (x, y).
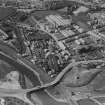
top-left (1, 0), bottom-right (105, 105)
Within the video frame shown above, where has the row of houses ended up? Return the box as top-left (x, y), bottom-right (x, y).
top-left (45, 15), bottom-right (85, 40)
top-left (45, 14), bottom-right (74, 40)
top-left (27, 12), bottom-right (87, 51)
top-left (46, 15), bottom-right (71, 27)
top-left (33, 14), bottom-right (86, 45)
top-left (87, 29), bottom-right (105, 42)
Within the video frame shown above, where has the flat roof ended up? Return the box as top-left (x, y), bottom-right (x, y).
top-left (31, 10), bottom-right (66, 20)
top-left (0, 7), bottom-right (16, 21)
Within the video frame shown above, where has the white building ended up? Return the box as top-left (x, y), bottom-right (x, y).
top-left (46, 15), bottom-right (71, 27)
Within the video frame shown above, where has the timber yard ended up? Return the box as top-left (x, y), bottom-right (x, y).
top-left (1, 0), bottom-right (105, 105)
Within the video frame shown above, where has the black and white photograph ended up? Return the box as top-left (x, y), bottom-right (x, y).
top-left (1, 0), bottom-right (105, 105)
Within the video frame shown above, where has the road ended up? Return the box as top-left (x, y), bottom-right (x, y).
top-left (0, 40), bottom-right (54, 85)
top-left (1, 41), bottom-right (105, 105)
top-left (0, 52), bottom-right (41, 86)
top-left (0, 41), bottom-right (68, 105)
top-left (0, 47), bottom-right (105, 94)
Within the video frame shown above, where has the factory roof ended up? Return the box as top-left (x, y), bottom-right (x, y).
top-left (0, 7), bottom-right (16, 21)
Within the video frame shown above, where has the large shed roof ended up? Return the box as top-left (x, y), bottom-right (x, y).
top-left (0, 7), bottom-right (16, 21)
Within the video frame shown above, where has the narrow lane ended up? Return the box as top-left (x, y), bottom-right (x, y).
top-left (1, 41), bottom-right (105, 105)
top-left (0, 50), bottom-right (105, 94)
top-left (0, 42), bottom-right (69, 105)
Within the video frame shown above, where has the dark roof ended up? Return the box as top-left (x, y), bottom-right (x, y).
top-left (31, 10), bottom-right (66, 20)
top-left (0, 7), bottom-right (16, 21)
top-left (27, 30), bottom-right (52, 41)
top-left (31, 10), bottom-right (58, 20)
